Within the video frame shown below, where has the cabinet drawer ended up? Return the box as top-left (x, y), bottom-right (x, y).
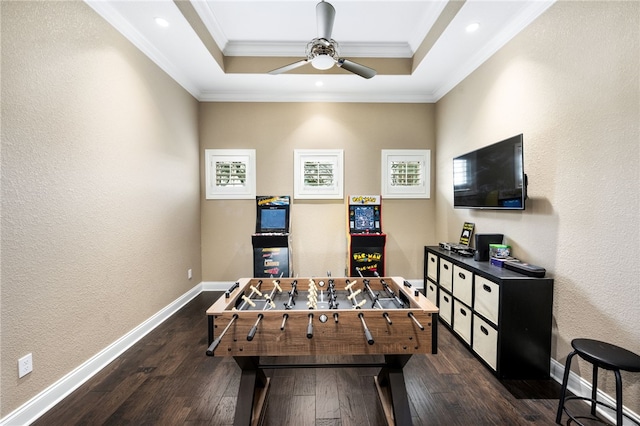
top-left (473, 314), bottom-right (498, 371)
top-left (426, 280), bottom-right (438, 306)
top-left (439, 291), bottom-right (452, 325)
top-left (453, 300), bottom-right (472, 345)
top-left (453, 265), bottom-right (473, 306)
top-left (474, 276), bottom-right (499, 325)
top-left (427, 252), bottom-right (438, 281)
top-left (439, 259), bottom-right (453, 292)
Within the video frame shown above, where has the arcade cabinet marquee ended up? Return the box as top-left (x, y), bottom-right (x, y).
top-left (348, 195), bottom-right (386, 277)
top-left (252, 196), bottom-right (292, 278)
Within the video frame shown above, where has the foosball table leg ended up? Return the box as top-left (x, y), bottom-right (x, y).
top-left (233, 356), bottom-right (270, 426)
top-left (207, 315), bottom-right (214, 346)
top-left (376, 355), bottom-right (413, 426)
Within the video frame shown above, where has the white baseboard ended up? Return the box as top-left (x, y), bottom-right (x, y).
top-left (550, 357), bottom-right (640, 425)
top-left (0, 282), bottom-right (204, 426)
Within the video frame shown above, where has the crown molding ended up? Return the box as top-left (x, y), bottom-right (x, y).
top-left (189, 0), bottom-right (228, 51)
top-left (431, 0), bottom-right (556, 102)
top-left (197, 90), bottom-right (438, 104)
top-left (84, 0), bottom-right (201, 99)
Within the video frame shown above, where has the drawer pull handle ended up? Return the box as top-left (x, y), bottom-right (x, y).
top-left (460, 308), bottom-right (467, 316)
top-left (483, 284), bottom-right (492, 292)
top-left (480, 325), bottom-right (489, 335)
top-left (444, 264), bottom-right (449, 270)
top-left (430, 257), bottom-right (435, 263)
top-left (443, 295), bottom-right (450, 302)
top-left (458, 272), bottom-right (466, 279)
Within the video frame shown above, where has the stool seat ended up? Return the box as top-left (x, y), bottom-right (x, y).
top-left (572, 338), bottom-right (640, 372)
top-left (556, 338), bottom-right (640, 425)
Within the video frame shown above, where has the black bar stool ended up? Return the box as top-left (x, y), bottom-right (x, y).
top-left (556, 338), bottom-right (640, 425)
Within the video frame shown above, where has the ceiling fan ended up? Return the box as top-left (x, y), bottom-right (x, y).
top-left (268, 0), bottom-right (377, 79)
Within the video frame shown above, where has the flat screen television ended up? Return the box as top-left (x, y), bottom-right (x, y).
top-left (453, 134), bottom-right (527, 210)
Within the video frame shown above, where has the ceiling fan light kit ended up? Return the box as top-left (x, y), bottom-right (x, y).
top-left (311, 54), bottom-right (335, 70)
top-left (269, 0), bottom-right (377, 79)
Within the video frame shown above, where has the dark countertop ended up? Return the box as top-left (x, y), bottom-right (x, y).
top-left (425, 246), bottom-right (551, 282)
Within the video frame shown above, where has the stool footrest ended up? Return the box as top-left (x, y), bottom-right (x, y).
top-left (560, 395), bottom-right (639, 426)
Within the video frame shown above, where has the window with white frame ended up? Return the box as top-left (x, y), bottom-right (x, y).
top-left (205, 149), bottom-right (256, 199)
top-left (381, 149), bottom-right (431, 199)
top-left (294, 149), bottom-right (344, 199)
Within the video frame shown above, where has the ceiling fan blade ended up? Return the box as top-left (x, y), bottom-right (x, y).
top-left (268, 59), bottom-right (309, 75)
top-left (317, 1), bottom-right (336, 40)
top-left (337, 59), bottom-right (377, 79)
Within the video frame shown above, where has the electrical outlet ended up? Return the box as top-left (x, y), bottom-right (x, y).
top-left (18, 353), bottom-right (33, 378)
top-left (187, 268), bottom-right (193, 280)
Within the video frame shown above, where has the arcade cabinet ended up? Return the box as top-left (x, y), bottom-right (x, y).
top-left (252, 196), bottom-right (292, 278)
top-left (347, 195), bottom-right (386, 277)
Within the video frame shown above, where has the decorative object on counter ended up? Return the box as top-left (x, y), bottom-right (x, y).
top-left (489, 244), bottom-right (511, 259)
top-left (459, 222), bottom-right (475, 246)
top-left (473, 234), bottom-right (504, 261)
top-left (503, 259), bottom-right (546, 278)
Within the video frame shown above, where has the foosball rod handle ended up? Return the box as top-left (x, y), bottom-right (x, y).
top-left (247, 314), bottom-right (264, 341)
top-left (408, 312), bottom-right (425, 330)
top-left (206, 338), bottom-right (221, 356)
top-left (206, 314), bottom-right (238, 356)
top-left (383, 312), bottom-right (392, 325)
top-left (280, 313), bottom-right (289, 331)
top-left (358, 313), bottom-right (374, 345)
top-left (307, 313), bottom-right (314, 339)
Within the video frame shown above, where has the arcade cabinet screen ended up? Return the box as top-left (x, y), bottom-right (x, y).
top-left (260, 208), bottom-right (287, 232)
top-left (354, 206), bottom-right (375, 231)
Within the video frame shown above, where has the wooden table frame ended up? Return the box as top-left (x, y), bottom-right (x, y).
top-left (206, 277), bottom-right (438, 426)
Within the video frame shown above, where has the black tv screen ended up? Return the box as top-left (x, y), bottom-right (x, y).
top-left (453, 134), bottom-right (526, 210)
top-left (260, 208), bottom-right (287, 232)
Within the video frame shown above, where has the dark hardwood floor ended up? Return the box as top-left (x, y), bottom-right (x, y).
top-left (33, 291), bottom-right (568, 426)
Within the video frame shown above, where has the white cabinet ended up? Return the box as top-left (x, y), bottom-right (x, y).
top-left (452, 264), bottom-right (473, 306)
top-left (473, 314), bottom-right (498, 370)
top-left (474, 275), bottom-right (499, 325)
top-left (439, 291), bottom-right (452, 325)
top-left (439, 259), bottom-right (453, 292)
top-left (426, 280), bottom-right (438, 306)
top-left (453, 300), bottom-right (472, 345)
top-left (426, 252), bottom-right (438, 282)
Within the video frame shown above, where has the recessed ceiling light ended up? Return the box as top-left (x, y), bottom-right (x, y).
top-left (466, 22), bottom-right (480, 33)
top-left (315, 81), bottom-right (324, 87)
top-left (154, 17), bottom-right (169, 28)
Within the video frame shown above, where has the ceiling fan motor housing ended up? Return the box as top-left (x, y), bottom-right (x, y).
top-left (307, 38), bottom-right (339, 69)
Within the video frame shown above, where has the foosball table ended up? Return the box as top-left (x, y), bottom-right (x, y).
top-left (206, 275), bottom-right (439, 426)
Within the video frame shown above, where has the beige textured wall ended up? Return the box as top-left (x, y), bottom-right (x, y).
top-left (1, 1), bottom-right (201, 416)
top-left (200, 102), bottom-right (436, 281)
top-left (435, 1), bottom-right (639, 412)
